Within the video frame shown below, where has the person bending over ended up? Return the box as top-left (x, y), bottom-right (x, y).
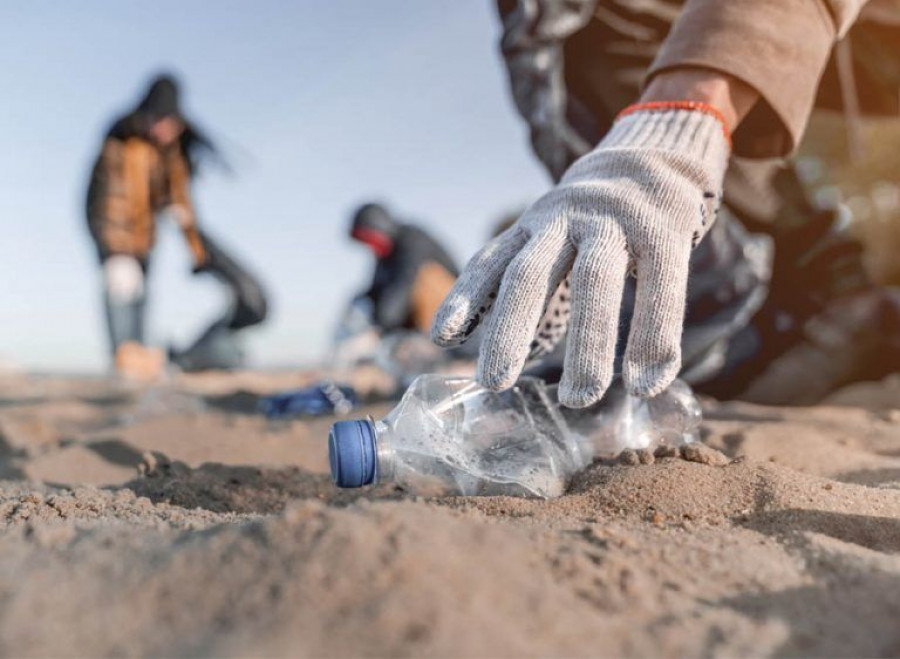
top-left (433, 0), bottom-right (900, 406)
top-left (86, 73), bottom-right (223, 378)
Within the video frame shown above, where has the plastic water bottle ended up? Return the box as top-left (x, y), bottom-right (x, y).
top-left (328, 375), bottom-right (701, 499)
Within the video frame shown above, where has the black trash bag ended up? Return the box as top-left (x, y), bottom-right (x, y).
top-left (169, 229), bottom-right (269, 371)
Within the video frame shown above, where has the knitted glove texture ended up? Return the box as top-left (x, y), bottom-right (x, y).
top-left (433, 108), bottom-right (730, 406)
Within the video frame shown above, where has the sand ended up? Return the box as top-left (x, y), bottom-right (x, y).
top-left (0, 370), bottom-right (897, 657)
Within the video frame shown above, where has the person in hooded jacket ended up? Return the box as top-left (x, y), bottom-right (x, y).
top-left (86, 73), bottom-right (223, 378)
top-left (350, 203), bottom-right (459, 336)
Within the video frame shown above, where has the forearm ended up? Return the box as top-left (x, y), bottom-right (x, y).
top-left (182, 225), bottom-right (207, 265)
top-left (641, 69), bottom-right (760, 134)
top-left (166, 204), bottom-right (205, 265)
top-left (646, 0), bottom-right (845, 157)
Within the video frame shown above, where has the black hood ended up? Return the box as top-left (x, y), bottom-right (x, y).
top-left (105, 73), bottom-right (227, 176)
top-left (350, 203), bottom-right (400, 239)
top-left (137, 75), bottom-right (181, 119)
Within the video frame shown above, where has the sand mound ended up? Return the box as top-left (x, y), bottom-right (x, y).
top-left (0, 496), bottom-right (791, 657)
top-left (572, 453), bottom-right (900, 525)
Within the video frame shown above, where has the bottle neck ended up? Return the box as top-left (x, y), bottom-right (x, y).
top-left (372, 419), bottom-right (396, 484)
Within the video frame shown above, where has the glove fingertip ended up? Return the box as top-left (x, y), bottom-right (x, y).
top-left (431, 301), bottom-right (483, 348)
top-left (475, 358), bottom-right (520, 393)
top-left (558, 375), bottom-right (611, 409)
top-left (623, 360), bottom-right (680, 398)
top-left (432, 329), bottom-right (466, 349)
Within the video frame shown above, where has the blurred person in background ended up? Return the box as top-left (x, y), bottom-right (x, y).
top-left (86, 74), bottom-right (239, 379)
top-left (432, 0), bottom-right (900, 406)
top-left (349, 203), bottom-right (458, 337)
top-left (331, 203), bottom-right (465, 385)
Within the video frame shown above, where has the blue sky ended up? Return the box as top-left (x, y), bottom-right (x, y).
top-left (0, 1), bottom-right (549, 372)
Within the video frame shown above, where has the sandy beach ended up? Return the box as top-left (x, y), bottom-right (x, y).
top-left (0, 370), bottom-right (897, 656)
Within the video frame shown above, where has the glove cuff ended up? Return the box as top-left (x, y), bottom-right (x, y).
top-left (617, 101), bottom-right (731, 144)
top-left (603, 104), bottom-right (731, 171)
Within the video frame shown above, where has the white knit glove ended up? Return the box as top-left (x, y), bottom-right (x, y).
top-left (433, 106), bottom-right (730, 407)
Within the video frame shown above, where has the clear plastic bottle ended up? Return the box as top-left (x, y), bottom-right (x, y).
top-left (329, 375), bottom-right (701, 498)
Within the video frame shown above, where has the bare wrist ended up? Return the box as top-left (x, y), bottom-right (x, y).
top-left (642, 69), bottom-right (759, 132)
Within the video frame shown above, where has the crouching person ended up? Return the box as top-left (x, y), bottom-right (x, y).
top-left (350, 203), bottom-right (458, 336)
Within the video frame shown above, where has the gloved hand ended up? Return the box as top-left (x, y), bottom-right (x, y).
top-left (432, 104), bottom-right (731, 407)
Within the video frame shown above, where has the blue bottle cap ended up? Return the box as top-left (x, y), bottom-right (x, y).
top-left (329, 419), bottom-right (377, 488)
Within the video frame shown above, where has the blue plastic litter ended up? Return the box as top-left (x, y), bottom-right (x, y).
top-left (259, 382), bottom-right (358, 419)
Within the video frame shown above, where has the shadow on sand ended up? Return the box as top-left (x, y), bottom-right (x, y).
top-left (721, 508), bottom-right (900, 655)
top-left (121, 454), bottom-right (401, 515)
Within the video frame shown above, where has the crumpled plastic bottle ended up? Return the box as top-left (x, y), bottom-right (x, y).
top-left (329, 375), bottom-right (701, 498)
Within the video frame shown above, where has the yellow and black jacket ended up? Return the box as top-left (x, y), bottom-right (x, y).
top-left (86, 135), bottom-right (205, 265)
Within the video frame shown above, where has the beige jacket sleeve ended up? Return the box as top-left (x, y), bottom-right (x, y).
top-left (827, 0), bottom-right (868, 35)
top-left (166, 148), bottom-right (208, 267)
top-left (647, 0), bottom-right (870, 158)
